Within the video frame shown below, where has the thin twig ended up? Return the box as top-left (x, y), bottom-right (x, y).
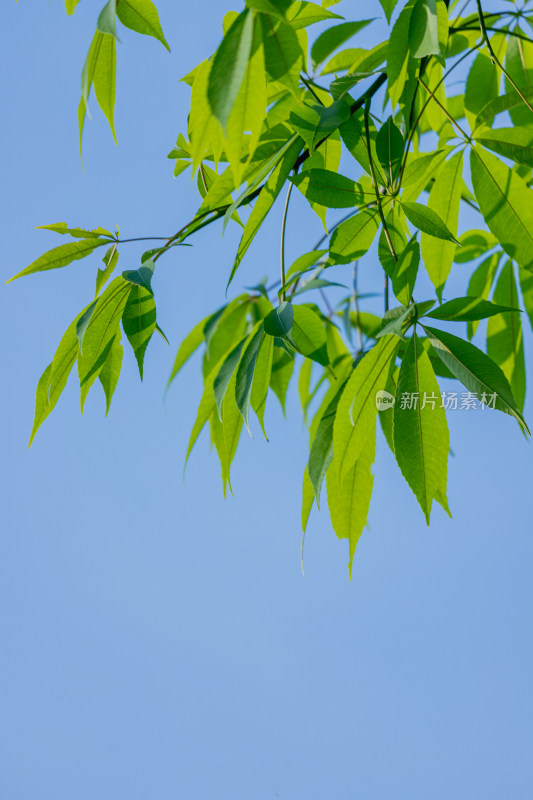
top-left (476, 0), bottom-right (533, 116)
top-left (280, 183), bottom-right (294, 301)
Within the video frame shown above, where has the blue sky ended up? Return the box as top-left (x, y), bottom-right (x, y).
top-left (1, 1), bottom-right (532, 798)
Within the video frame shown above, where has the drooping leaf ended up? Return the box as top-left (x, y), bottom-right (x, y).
top-left (207, 9), bottom-right (255, 130)
top-left (519, 267), bottom-right (533, 333)
top-left (122, 259), bottom-right (155, 293)
top-left (378, 0), bottom-right (400, 24)
top-left (486, 261), bottom-right (526, 411)
top-left (422, 324), bottom-right (529, 433)
top-left (235, 325), bottom-right (265, 431)
top-left (97, 0), bottom-right (117, 38)
top-left (98, 330), bottom-right (123, 414)
top-left (302, 466), bottom-right (315, 534)
top-left (408, 0), bottom-right (440, 60)
top-left (80, 29), bottom-right (117, 143)
top-left (387, 0), bottom-right (416, 110)
top-left (464, 52), bottom-right (499, 128)
top-left (96, 244), bottom-right (119, 297)
top-left (420, 151), bottom-right (463, 300)
top-left (8, 238), bottom-right (109, 283)
top-left (229, 136), bottom-right (304, 288)
top-left (65, 0), bottom-right (80, 13)
top-left (122, 285), bottom-right (157, 379)
top-left (470, 146), bottom-right (533, 273)
top-left (77, 277), bottom-right (131, 410)
top-left (29, 311), bottom-right (84, 445)
top-left (76, 301), bottom-right (97, 353)
top-left (375, 116), bottom-right (404, 184)
top-left (393, 332), bottom-right (449, 523)
top-left (116, 0), bottom-right (170, 50)
top-left (308, 380), bottom-right (346, 506)
top-left (270, 341), bottom-right (295, 413)
top-left (213, 338), bottom-right (248, 419)
top-left (333, 334), bottom-right (399, 480)
top-left (327, 423), bottom-right (376, 576)
top-left (251, 333), bottom-right (275, 437)
top-left (292, 305), bottom-right (330, 366)
top-left (466, 253), bottom-right (500, 339)
top-left (260, 14), bottom-right (303, 95)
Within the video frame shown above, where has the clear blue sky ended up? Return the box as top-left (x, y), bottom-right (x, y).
top-left (1, 2), bottom-right (532, 798)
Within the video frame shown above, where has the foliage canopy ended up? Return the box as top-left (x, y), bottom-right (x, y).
top-left (12, 0), bottom-right (533, 573)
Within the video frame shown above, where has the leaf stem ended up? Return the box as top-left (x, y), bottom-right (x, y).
top-left (280, 183), bottom-right (294, 301)
top-left (475, 0), bottom-right (533, 116)
top-left (363, 97), bottom-right (395, 312)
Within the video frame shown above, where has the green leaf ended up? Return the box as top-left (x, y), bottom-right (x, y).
top-left (8, 238), bottom-right (108, 283)
top-left (466, 253), bottom-right (500, 340)
top-left (286, 2), bottom-right (343, 30)
top-left (77, 277), bottom-right (131, 411)
top-left (292, 304), bottom-right (330, 366)
top-left (454, 229), bottom-right (498, 264)
top-left (426, 296), bottom-right (519, 322)
top-left (378, 0), bottom-right (400, 24)
top-left (464, 52), bottom-right (498, 128)
top-left (504, 27), bottom-right (533, 128)
top-left (122, 285), bottom-right (157, 379)
top-left (260, 15), bottom-right (303, 95)
top-left (65, 0), bottom-right (79, 13)
top-left (401, 147), bottom-right (451, 202)
top-left (401, 200), bottom-right (459, 243)
top-left (486, 261), bottom-right (526, 411)
top-left (519, 267), bottom-right (533, 333)
top-left (409, 0), bottom-right (440, 59)
top-left (392, 238), bottom-right (420, 307)
top-left (311, 20), bottom-right (373, 69)
top-left (166, 316), bottom-right (209, 390)
top-left (302, 466), bottom-right (315, 534)
top-left (329, 207), bottom-right (381, 264)
top-left (470, 146), bottom-right (533, 273)
top-left (475, 85), bottom-right (533, 129)
top-left (327, 423), bottom-right (376, 576)
top-left (76, 301), bottom-right (97, 353)
top-left (229, 136), bottom-right (304, 288)
top-left (203, 300), bottom-right (250, 376)
top-left (264, 301), bottom-right (294, 339)
top-left (290, 99), bottom-right (351, 153)
top-left (36, 222), bottom-right (113, 239)
top-left (387, 0), bottom-right (416, 109)
top-left (213, 338), bottom-right (247, 419)
top-left (97, 0), bottom-right (117, 37)
top-left (235, 325), bottom-right (265, 432)
top-left (116, 0), bottom-right (170, 50)
top-left (246, 0), bottom-right (292, 16)
top-left (333, 335), bottom-right (399, 480)
top-left (207, 9), bottom-right (254, 130)
top-left (122, 259), bottom-right (155, 293)
top-left (420, 151), bottom-right (463, 300)
top-left (96, 244), bottom-right (119, 297)
top-left (291, 168), bottom-right (369, 208)
top-left (422, 324), bottom-right (529, 433)
top-left (29, 306), bottom-right (92, 445)
top-left (225, 15), bottom-right (267, 186)
top-left (251, 333), bottom-right (275, 437)
top-left (98, 331), bottom-right (123, 414)
top-left (393, 332), bottom-right (449, 523)
top-left (80, 30), bottom-right (117, 143)
top-left (308, 380), bottom-right (346, 506)
top-left (476, 126), bottom-right (533, 169)
top-left (270, 342), bottom-right (295, 413)
top-left (375, 116), bottom-right (404, 184)
top-left (220, 369), bottom-right (245, 496)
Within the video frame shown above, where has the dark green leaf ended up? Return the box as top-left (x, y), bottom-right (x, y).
top-left (122, 285), bottom-right (157, 379)
top-left (291, 168), bottom-right (369, 208)
top-left (311, 20), bottom-right (373, 69)
top-left (375, 116), bottom-right (404, 183)
top-left (426, 296), bottom-right (520, 322)
top-left (207, 10), bottom-right (254, 129)
top-left (122, 259), bottom-right (156, 293)
top-left (401, 200), bottom-right (459, 243)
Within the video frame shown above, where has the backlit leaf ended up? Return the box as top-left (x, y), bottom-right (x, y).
top-left (116, 0), bottom-right (170, 50)
top-left (122, 285), bottom-right (157, 379)
top-left (8, 238), bottom-right (108, 283)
